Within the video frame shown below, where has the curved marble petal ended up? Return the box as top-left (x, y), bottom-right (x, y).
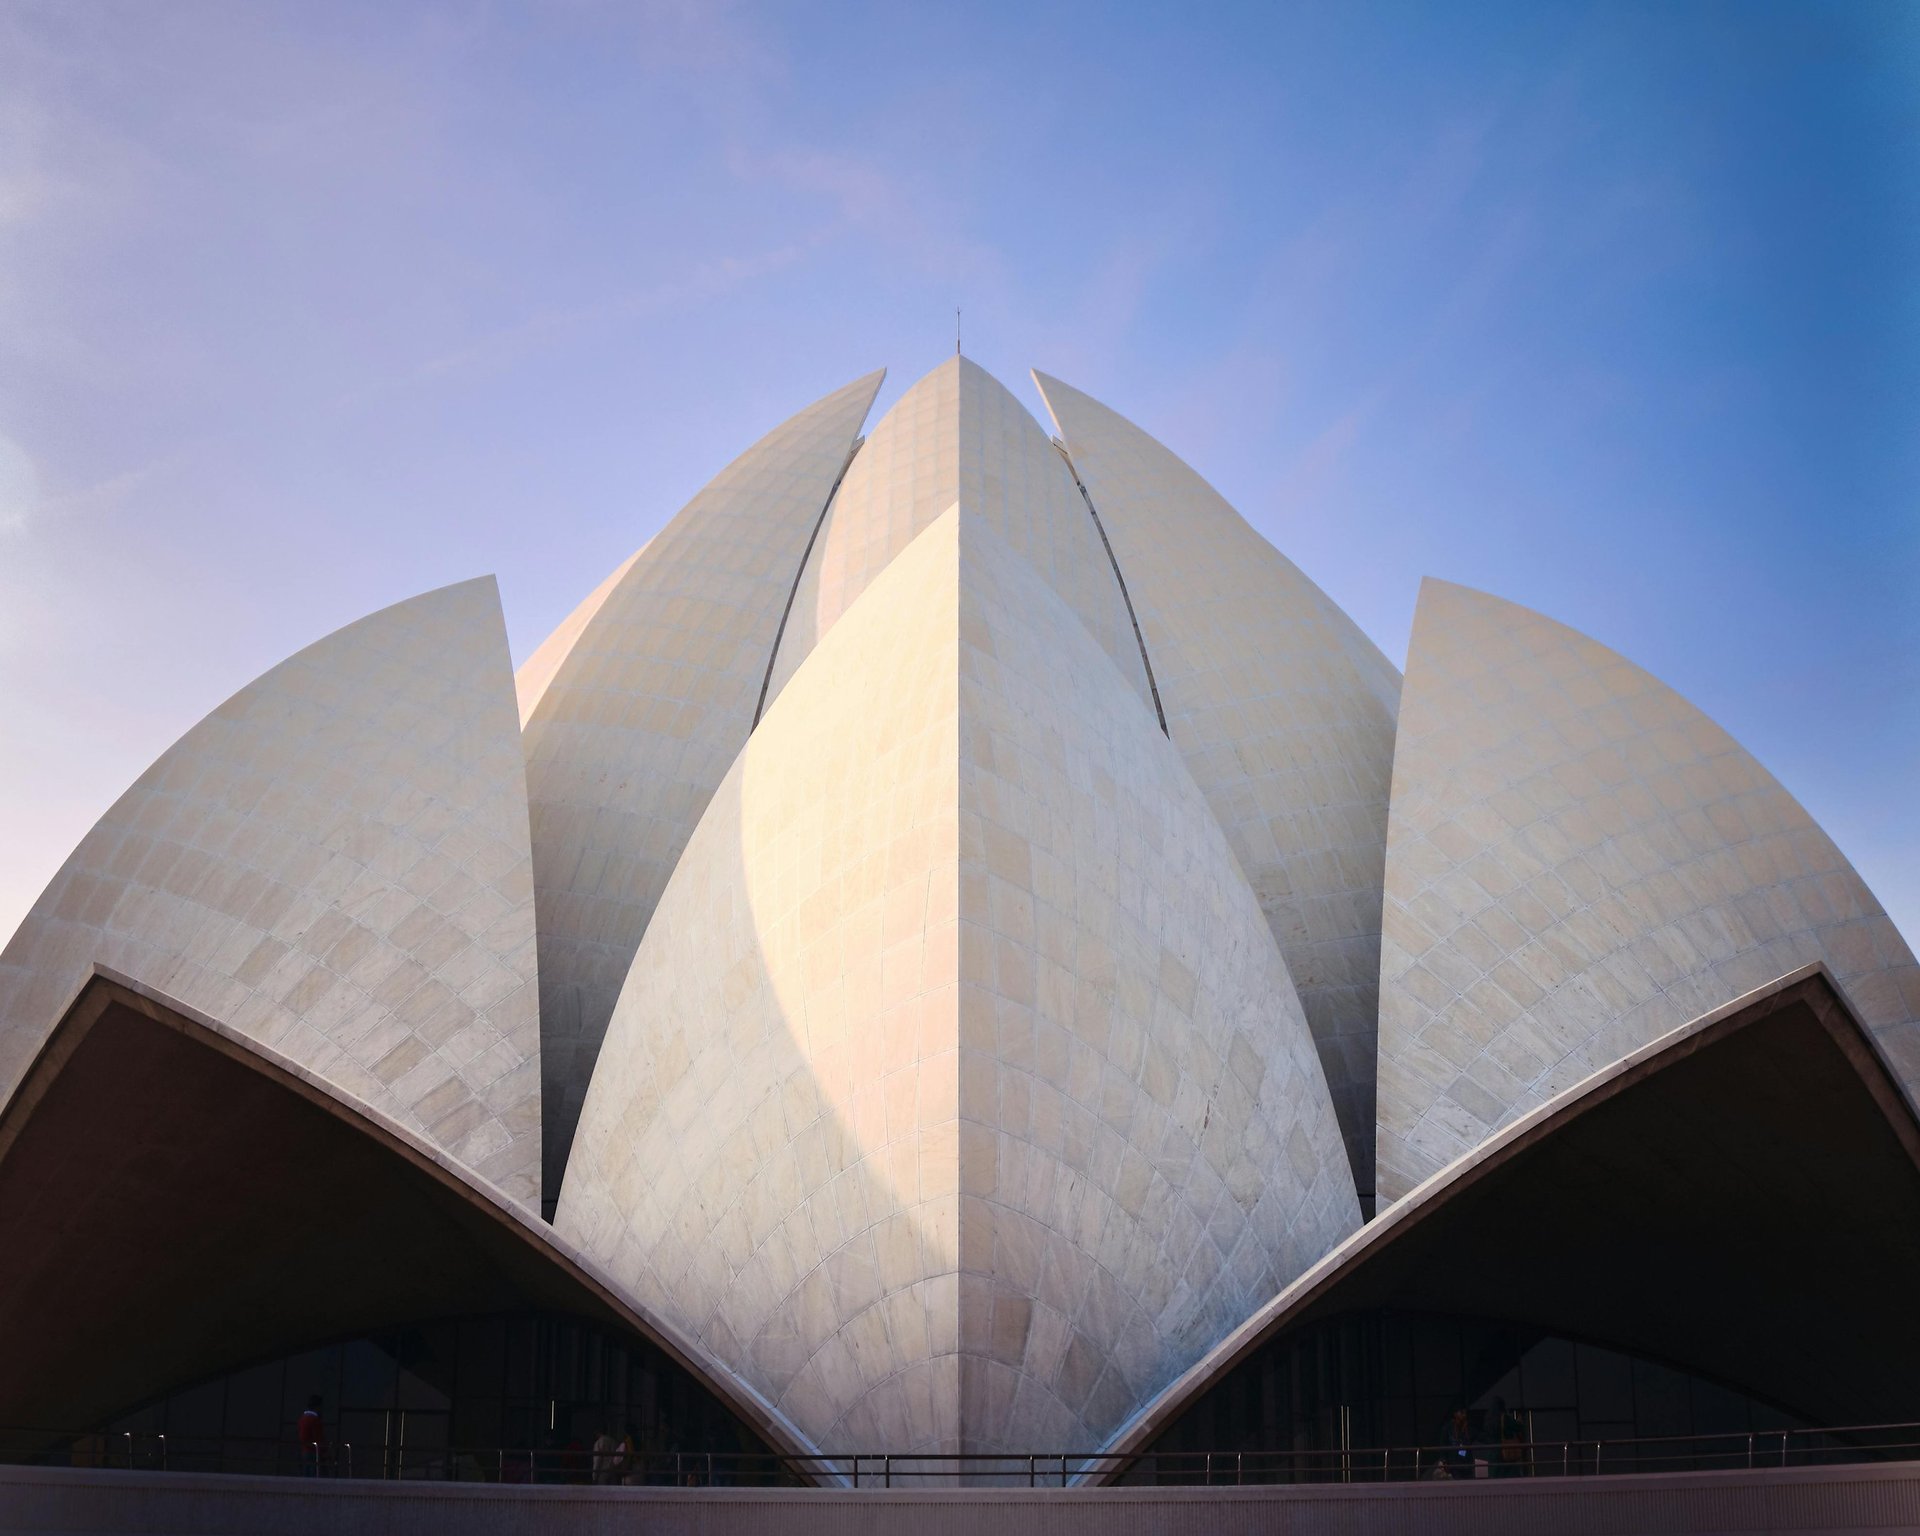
top-left (1033, 370), bottom-right (1400, 1205)
top-left (557, 504), bottom-right (1357, 1458)
top-left (760, 356), bottom-right (1153, 719)
top-left (522, 369), bottom-right (883, 1208)
top-left (1104, 965), bottom-right (1920, 1463)
top-left (1375, 578), bottom-right (1920, 1201)
top-left (0, 578), bottom-right (543, 1205)
top-left (514, 541), bottom-right (647, 727)
top-left (0, 969), bottom-right (818, 1462)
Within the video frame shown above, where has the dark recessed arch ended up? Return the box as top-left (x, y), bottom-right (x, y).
top-left (0, 970), bottom-right (819, 1472)
top-left (1104, 966), bottom-right (1920, 1478)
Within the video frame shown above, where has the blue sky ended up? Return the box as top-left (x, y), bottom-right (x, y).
top-left (1, 0), bottom-right (1914, 945)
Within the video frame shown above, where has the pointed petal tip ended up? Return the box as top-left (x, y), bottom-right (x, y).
top-left (1415, 577), bottom-right (1574, 637)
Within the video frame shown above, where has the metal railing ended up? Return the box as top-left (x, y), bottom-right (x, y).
top-left (3, 1422), bottom-right (1918, 1488)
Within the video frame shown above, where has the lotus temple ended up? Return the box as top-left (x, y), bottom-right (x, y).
top-left (2, 356), bottom-right (1917, 1531)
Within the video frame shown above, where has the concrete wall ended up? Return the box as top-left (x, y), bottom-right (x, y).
top-left (7, 1463), bottom-right (1919, 1536)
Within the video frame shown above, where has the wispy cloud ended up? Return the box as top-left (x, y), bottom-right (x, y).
top-left (728, 144), bottom-right (1006, 290)
top-left (329, 235), bottom-right (833, 413)
top-left (30, 437), bottom-right (212, 529)
top-left (0, 436), bottom-right (39, 535)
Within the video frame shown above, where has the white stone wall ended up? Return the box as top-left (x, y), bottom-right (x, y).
top-left (522, 370), bottom-right (882, 1207)
top-left (951, 509), bottom-right (1360, 1450)
top-left (1375, 578), bottom-right (1920, 1201)
top-left (514, 542), bottom-right (645, 726)
top-left (761, 357), bottom-right (1153, 720)
top-left (1034, 371), bottom-right (1400, 1204)
top-left (556, 506), bottom-right (1358, 1458)
top-left (557, 503), bottom-right (968, 1454)
top-left (0, 579), bottom-right (544, 1205)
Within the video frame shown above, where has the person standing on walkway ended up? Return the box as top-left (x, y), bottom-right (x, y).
top-left (296, 1396), bottom-right (327, 1476)
top-left (1443, 1407), bottom-right (1475, 1479)
top-left (592, 1425), bottom-right (622, 1486)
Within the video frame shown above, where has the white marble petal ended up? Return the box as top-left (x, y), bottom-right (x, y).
top-left (522, 369), bottom-right (883, 1207)
top-left (0, 578), bottom-right (544, 1205)
top-left (1375, 578), bottom-right (1920, 1200)
top-left (761, 356), bottom-right (1153, 720)
top-left (556, 504), bottom-right (1357, 1458)
top-left (1033, 370), bottom-right (1400, 1204)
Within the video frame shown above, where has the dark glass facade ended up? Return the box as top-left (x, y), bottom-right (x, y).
top-left (49, 1305), bottom-right (1866, 1486)
top-left (1135, 1309), bottom-right (1810, 1480)
top-left (82, 1310), bottom-right (773, 1481)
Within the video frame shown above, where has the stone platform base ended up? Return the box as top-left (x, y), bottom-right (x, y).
top-left (4, 1461), bottom-right (1919, 1536)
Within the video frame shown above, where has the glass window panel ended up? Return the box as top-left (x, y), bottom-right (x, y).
top-left (1691, 1378), bottom-right (1752, 1436)
top-left (1530, 1408), bottom-right (1579, 1451)
top-left (1381, 1397), bottom-right (1420, 1448)
top-left (1632, 1358), bottom-right (1692, 1439)
top-left (454, 1395), bottom-right (504, 1454)
top-left (340, 1337), bottom-right (398, 1412)
top-left (337, 1410), bottom-right (388, 1479)
top-left (223, 1361), bottom-right (283, 1447)
top-left (162, 1379), bottom-right (225, 1470)
top-left (1410, 1317), bottom-right (1461, 1399)
top-left (77, 1310), bottom-right (768, 1476)
top-left (458, 1316), bottom-right (507, 1404)
top-left (568, 1402), bottom-right (607, 1451)
top-left (1748, 1397), bottom-right (1803, 1433)
top-left (395, 1323), bottom-right (456, 1411)
top-left (396, 1410), bottom-right (450, 1480)
top-left (281, 1346), bottom-right (340, 1433)
top-left (1414, 1395), bottom-right (1456, 1445)
top-left (504, 1317), bottom-right (535, 1398)
top-left (1520, 1336), bottom-right (1576, 1408)
top-left (1575, 1343), bottom-right (1634, 1424)
top-left (1380, 1313), bottom-right (1413, 1399)
top-left (631, 1359), bottom-right (658, 1429)
top-left (102, 1401), bottom-right (162, 1436)
top-left (503, 1401), bottom-right (537, 1453)
top-left (1474, 1365), bottom-right (1522, 1414)
top-left (555, 1318), bottom-right (584, 1399)
top-left (1582, 1419), bottom-right (1637, 1463)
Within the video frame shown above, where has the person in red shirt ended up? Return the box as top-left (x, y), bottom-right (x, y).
top-left (297, 1395), bottom-right (327, 1476)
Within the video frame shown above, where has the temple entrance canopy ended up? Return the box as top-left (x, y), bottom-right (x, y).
top-left (0, 972), bottom-right (799, 1467)
top-left (1114, 967), bottom-right (1920, 1472)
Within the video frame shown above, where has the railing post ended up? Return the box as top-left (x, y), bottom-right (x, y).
top-left (157, 1434), bottom-right (166, 1472)
top-left (884, 1455), bottom-right (891, 1489)
top-left (1562, 1442), bottom-right (1568, 1477)
top-left (1028, 1454), bottom-right (1035, 1488)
